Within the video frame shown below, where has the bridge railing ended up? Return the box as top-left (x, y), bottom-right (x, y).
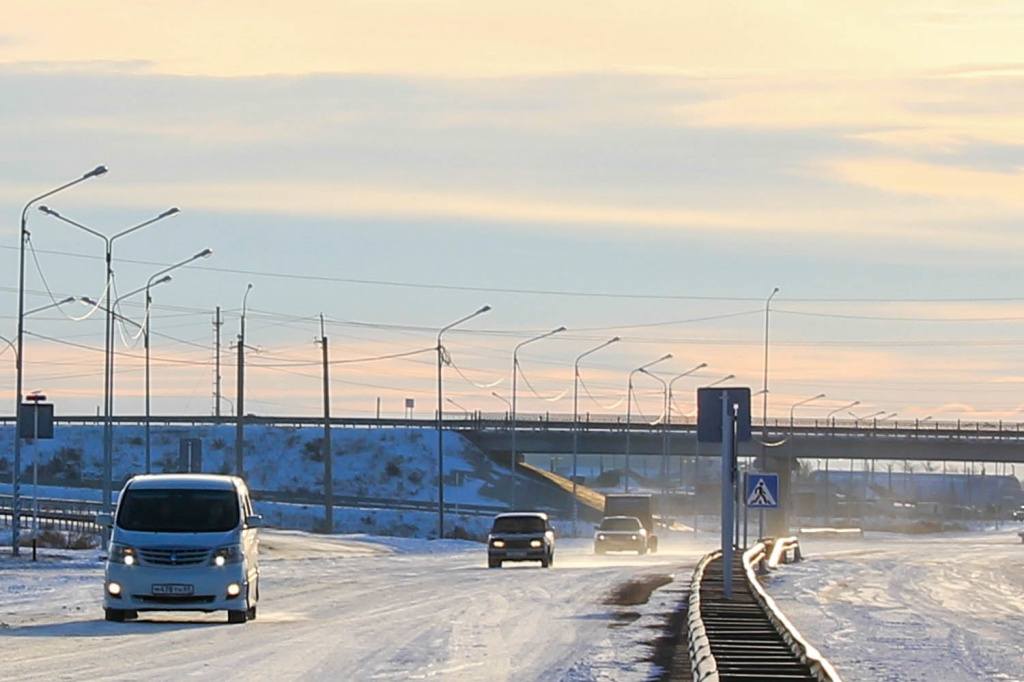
top-left (0, 413), bottom-right (1020, 440)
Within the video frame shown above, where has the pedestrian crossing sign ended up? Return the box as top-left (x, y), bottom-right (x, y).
top-left (745, 473), bottom-right (779, 509)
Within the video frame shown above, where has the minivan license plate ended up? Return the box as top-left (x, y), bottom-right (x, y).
top-left (152, 583), bottom-right (194, 596)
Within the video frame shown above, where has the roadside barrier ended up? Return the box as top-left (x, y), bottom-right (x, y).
top-left (686, 549), bottom-right (721, 681)
top-left (684, 538), bottom-right (842, 682)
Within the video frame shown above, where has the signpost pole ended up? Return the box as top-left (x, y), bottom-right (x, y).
top-left (720, 391), bottom-right (734, 600)
top-left (742, 472), bottom-right (749, 549)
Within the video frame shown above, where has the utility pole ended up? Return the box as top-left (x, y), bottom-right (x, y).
top-left (214, 306), bottom-right (222, 418)
top-left (317, 314), bottom-right (333, 534)
top-left (235, 332), bottom-right (245, 476)
top-left (235, 284), bottom-right (254, 478)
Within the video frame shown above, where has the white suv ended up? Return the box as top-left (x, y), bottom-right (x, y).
top-left (101, 474), bottom-right (261, 624)
top-left (594, 515), bottom-right (648, 555)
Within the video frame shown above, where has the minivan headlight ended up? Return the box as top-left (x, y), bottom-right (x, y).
top-left (211, 544), bottom-right (244, 566)
top-left (109, 543), bottom-right (137, 566)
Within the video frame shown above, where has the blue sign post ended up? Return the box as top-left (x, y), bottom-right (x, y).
top-left (745, 472), bottom-right (779, 543)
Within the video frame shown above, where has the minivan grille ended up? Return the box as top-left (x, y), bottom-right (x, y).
top-left (139, 547), bottom-right (209, 566)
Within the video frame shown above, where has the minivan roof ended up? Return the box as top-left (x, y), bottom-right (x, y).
top-left (125, 474), bottom-right (242, 491)
top-left (494, 512), bottom-right (548, 520)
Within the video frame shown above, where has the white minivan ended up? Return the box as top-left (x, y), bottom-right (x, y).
top-left (100, 474), bottom-right (261, 624)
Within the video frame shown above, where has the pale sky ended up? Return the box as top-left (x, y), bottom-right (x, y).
top-left (2, 1), bottom-right (1024, 422)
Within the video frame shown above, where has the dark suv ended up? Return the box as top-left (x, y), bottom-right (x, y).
top-left (487, 512), bottom-right (555, 568)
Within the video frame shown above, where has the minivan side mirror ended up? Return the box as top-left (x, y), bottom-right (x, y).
top-left (96, 513), bottom-right (113, 527)
top-left (245, 514), bottom-right (263, 528)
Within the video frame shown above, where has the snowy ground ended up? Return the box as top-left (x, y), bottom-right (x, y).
top-left (0, 529), bottom-right (716, 681)
top-left (768, 529), bottom-right (1024, 682)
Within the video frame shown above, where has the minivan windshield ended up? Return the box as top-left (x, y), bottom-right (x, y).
top-left (600, 517), bottom-right (641, 531)
top-left (491, 516), bottom-right (546, 534)
top-left (117, 488), bottom-right (240, 533)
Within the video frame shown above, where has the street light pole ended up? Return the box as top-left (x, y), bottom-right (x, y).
top-left (436, 305), bottom-right (491, 539)
top-left (236, 283), bottom-right (254, 478)
top-left (625, 353), bottom-right (672, 493)
top-left (638, 368), bottom-right (670, 488)
top-left (38, 205), bottom-right (178, 521)
top-left (144, 249), bottom-right (213, 474)
top-left (790, 393), bottom-right (827, 430)
top-left (572, 337), bottom-right (620, 535)
top-left (511, 326), bottom-right (565, 509)
top-left (665, 363), bottom-right (710, 488)
top-left (11, 166), bottom-right (106, 556)
top-left (761, 287), bottom-right (780, 438)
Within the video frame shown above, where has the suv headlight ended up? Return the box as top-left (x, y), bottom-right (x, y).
top-left (109, 543), bottom-right (137, 566)
top-left (211, 544), bottom-right (244, 566)
top-left (596, 533), bottom-right (606, 541)
top-left (491, 539), bottom-right (506, 549)
top-left (529, 539), bottom-right (543, 549)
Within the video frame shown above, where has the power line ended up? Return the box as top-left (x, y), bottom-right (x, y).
top-left (9, 242), bottom-right (1024, 304)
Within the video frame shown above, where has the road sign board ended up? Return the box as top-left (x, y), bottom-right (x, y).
top-left (18, 403), bottom-right (54, 439)
top-left (697, 387), bottom-right (752, 443)
top-left (745, 472), bottom-right (779, 509)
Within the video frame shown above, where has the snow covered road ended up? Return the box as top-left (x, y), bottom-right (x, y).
top-left (0, 530), bottom-right (714, 681)
top-left (769, 530), bottom-right (1024, 682)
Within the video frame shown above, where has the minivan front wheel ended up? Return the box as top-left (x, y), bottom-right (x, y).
top-left (105, 608), bottom-right (127, 622)
top-left (227, 609), bottom-right (248, 624)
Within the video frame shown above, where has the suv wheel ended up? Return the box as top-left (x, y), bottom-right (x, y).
top-left (488, 557), bottom-right (502, 568)
top-left (104, 608), bottom-right (126, 622)
top-left (227, 609), bottom-right (248, 624)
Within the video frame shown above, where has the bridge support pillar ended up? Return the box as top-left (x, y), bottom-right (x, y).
top-left (762, 454), bottom-right (793, 536)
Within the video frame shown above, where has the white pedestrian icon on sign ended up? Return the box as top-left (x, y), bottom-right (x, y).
top-left (748, 478), bottom-right (776, 507)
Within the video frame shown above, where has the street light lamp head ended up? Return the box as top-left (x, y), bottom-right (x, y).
top-left (84, 165), bottom-right (108, 179)
top-left (195, 248), bottom-right (213, 259)
top-left (155, 275), bottom-right (172, 286)
top-left (37, 205), bottom-right (60, 217)
top-left (477, 305), bottom-right (491, 314)
top-left (158, 207), bottom-right (180, 219)
top-left (554, 326), bottom-right (567, 333)
top-left (80, 296), bottom-right (97, 306)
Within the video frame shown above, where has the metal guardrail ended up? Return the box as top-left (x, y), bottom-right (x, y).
top-left (0, 490), bottom-right (524, 524)
top-left (686, 539), bottom-right (841, 682)
top-left (687, 549), bottom-right (721, 681)
top-left (0, 413), bottom-right (1020, 441)
top-left (742, 540), bottom-right (842, 682)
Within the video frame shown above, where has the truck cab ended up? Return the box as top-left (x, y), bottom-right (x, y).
top-left (603, 494), bottom-right (658, 553)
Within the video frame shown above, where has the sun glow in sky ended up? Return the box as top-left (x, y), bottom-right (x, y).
top-left (3, 1), bottom-right (1024, 421)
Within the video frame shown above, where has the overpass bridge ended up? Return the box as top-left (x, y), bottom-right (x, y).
top-left (9, 413), bottom-right (1024, 464)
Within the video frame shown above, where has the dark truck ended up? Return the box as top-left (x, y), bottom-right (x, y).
top-left (603, 494), bottom-right (658, 553)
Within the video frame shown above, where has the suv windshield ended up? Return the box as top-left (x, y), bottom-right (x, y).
top-left (600, 517), bottom-right (640, 531)
top-left (492, 516), bottom-right (546, 534)
top-left (117, 488), bottom-right (240, 533)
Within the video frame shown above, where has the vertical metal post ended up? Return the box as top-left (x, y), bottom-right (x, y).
top-left (103, 246), bottom-right (113, 530)
top-left (32, 406), bottom-right (39, 542)
top-left (12, 226), bottom-right (27, 556)
top-left (144, 294), bottom-right (152, 474)
top-left (720, 391), bottom-right (735, 600)
top-left (742, 471), bottom-right (749, 548)
top-left (437, 339), bottom-right (444, 539)
top-left (214, 306), bottom-right (222, 418)
top-left (512, 354), bottom-right (519, 509)
top-left (235, 335), bottom-right (245, 477)
top-left (319, 315), bottom-right (333, 534)
top-left (624, 378), bottom-right (633, 493)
